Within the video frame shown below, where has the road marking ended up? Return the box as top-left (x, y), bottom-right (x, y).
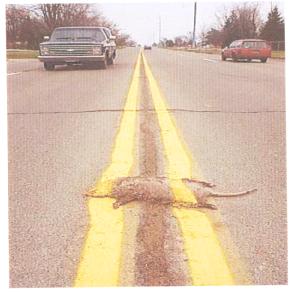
top-left (177, 53), bottom-right (187, 57)
top-left (203, 58), bottom-right (218, 63)
top-left (7, 72), bottom-right (22, 76)
top-left (74, 53), bottom-right (141, 287)
top-left (142, 53), bottom-right (234, 285)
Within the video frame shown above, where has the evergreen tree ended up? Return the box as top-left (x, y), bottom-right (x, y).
top-left (222, 10), bottom-right (239, 47)
top-left (260, 6), bottom-right (284, 41)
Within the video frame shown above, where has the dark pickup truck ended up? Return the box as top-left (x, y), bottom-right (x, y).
top-left (38, 26), bottom-right (116, 70)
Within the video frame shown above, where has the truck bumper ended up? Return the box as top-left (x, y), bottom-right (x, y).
top-left (38, 55), bottom-right (105, 64)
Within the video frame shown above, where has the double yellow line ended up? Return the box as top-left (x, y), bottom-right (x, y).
top-left (75, 51), bottom-right (234, 286)
top-left (74, 54), bottom-right (141, 287)
top-left (143, 54), bottom-right (234, 285)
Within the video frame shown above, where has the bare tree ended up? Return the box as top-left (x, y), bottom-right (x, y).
top-left (6, 5), bottom-right (29, 44)
top-left (6, 3), bottom-right (135, 49)
top-left (198, 26), bottom-right (208, 46)
top-left (6, 5), bottom-right (46, 49)
top-left (31, 4), bottom-right (102, 31)
top-left (204, 2), bottom-right (262, 47)
top-left (235, 2), bottom-right (261, 38)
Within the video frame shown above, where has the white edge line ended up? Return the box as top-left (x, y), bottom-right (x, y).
top-left (203, 58), bottom-right (219, 63)
top-left (7, 72), bottom-right (22, 76)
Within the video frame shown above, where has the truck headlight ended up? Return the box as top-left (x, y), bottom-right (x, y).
top-left (92, 46), bottom-right (102, 55)
top-left (40, 46), bottom-right (49, 55)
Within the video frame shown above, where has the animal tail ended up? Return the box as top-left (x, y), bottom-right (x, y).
top-left (208, 188), bottom-right (257, 198)
top-left (182, 178), bottom-right (216, 188)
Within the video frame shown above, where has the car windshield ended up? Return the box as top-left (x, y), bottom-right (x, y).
top-left (242, 41), bottom-right (267, 49)
top-left (50, 28), bottom-right (106, 42)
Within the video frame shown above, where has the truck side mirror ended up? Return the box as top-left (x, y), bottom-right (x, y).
top-left (43, 36), bottom-right (50, 41)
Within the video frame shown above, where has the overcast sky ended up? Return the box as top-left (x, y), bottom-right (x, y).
top-left (98, 1), bottom-right (284, 45)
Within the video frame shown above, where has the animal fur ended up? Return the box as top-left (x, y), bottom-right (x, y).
top-left (84, 176), bottom-right (257, 210)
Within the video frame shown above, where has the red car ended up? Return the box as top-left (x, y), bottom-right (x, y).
top-left (221, 39), bottom-right (271, 63)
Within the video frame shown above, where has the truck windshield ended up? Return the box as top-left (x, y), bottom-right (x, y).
top-left (50, 28), bottom-right (106, 42)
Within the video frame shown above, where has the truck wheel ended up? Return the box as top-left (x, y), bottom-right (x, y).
top-left (44, 63), bottom-right (55, 71)
top-left (260, 58), bottom-right (267, 63)
top-left (221, 54), bottom-right (226, 61)
top-left (107, 56), bottom-right (114, 65)
top-left (232, 55), bottom-right (238, 62)
top-left (99, 59), bottom-right (107, 69)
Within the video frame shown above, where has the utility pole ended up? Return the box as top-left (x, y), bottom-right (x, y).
top-left (192, 2), bottom-right (197, 48)
top-left (159, 15), bottom-right (161, 44)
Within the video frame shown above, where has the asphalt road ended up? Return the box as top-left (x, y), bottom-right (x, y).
top-left (8, 48), bottom-right (287, 286)
top-left (144, 49), bottom-right (287, 285)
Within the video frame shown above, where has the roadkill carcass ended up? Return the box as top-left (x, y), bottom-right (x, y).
top-left (83, 176), bottom-right (257, 210)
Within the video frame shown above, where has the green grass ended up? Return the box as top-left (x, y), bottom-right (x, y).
top-left (7, 47), bottom-right (126, 59)
top-left (271, 51), bottom-right (285, 59)
top-left (7, 48), bottom-right (284, 60)
top-left (168, 47), bottom-right (285, 59)
top-left (7, 50), bottom-right (39, 59)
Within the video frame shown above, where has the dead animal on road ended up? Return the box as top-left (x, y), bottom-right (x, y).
top-left (83, 176), bottom-right (257, 210)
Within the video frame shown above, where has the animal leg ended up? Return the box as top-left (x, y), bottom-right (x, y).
top-left (83, 192), bottom-right (110, 199)
top-left (182, 178), bottom-right (216, 188)
top-left (196, 202), bottom-right (218, 210)
top-left (113, 195), bottom-right (138, 209)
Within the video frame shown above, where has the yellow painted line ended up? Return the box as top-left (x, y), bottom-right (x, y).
top-left (74, 53), bottom-right (141, 287)
top-left (142, 53), bottom-right (234, 285)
